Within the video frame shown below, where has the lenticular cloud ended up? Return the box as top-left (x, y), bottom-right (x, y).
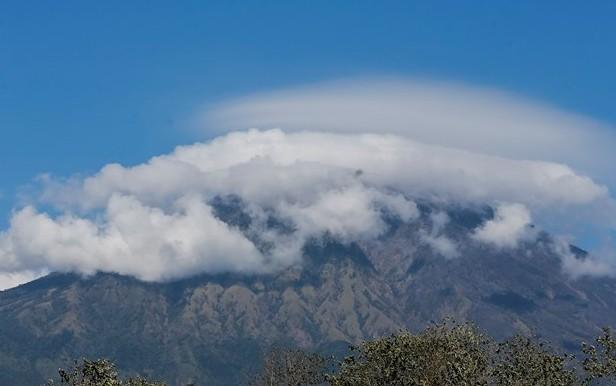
top-left (205, 78), bottom-right (616, 186)
top-left (0, 128), bottom-right (612, 288)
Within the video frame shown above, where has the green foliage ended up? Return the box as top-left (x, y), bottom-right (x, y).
top-left (250, 347), bottom-right (330, 386)
top-left (582, 327), bottom-right (616, 383)
top-left (327, 320), bottom-right (491, 386)
top-left (254, 320), bottom-right (616, 386)
top-left (492, 335), bottom-right (578, 386)
top-left (45, 359), bottom-right (166, 386)
top-left (46, 323), bottom-right (616, 386)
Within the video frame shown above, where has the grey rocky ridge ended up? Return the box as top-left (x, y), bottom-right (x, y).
top-left (0, 196), bottom-right (615, 385)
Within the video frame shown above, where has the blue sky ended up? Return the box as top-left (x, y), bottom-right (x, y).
top-left (1, 0), bottom-right (616, 227)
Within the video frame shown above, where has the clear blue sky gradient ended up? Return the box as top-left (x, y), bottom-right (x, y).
top-left (1, 1), bottom-right (615, 226)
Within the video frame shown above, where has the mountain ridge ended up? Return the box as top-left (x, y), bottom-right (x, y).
top-left (0, 200), bottom-right (615, 385)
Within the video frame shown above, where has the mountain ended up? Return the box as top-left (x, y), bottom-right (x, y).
top-left (1, 198), bottom-right (616, 385)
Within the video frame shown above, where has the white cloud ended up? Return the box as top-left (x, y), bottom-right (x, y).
top-left (41, 130), bottom-right (608, 211)
top-left (3, 78), bottom-right (616, 286)
top-left (279, 185), bottom-right (417, 243)
top-left (2, 129), bottom-right (612, 284)
top-left (1, 129), bottom-right (613, 285)
top-left (419, 212), bottom-right (459, 258)
top-left (0, 195), bottom-right (269, 282)
top-left (0, 271), bottom-right (44, 291)
top-left (472, 203), bottom-right (535, 248)
top-left (552, 237), bottom-right (616, 279)
top-left (204, 78), bottom-right (616, 185)
top-left (3, 132), bottom-right (436, 282)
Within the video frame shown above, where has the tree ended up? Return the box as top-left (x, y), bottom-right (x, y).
top-left (327, 320), bottom-right (491, 386)
top-left (323, 320), bottom-right (598, 385)
top-left (251, 346), bottom-right (330, 386)
top-left (582, 327), bottom-right (616, 384)
top-left (48, 322), bottom-right (616, 385)
top-left (491, 335), bottom-right (578, 386)
top-left (46, 358), bottom-right (165, 386)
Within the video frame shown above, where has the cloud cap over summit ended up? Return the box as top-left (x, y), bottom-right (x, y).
top-left (1, 124), bottom-right (614, 289)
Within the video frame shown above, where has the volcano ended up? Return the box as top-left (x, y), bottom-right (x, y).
top-left (1, 198), bottom-right (615, 385)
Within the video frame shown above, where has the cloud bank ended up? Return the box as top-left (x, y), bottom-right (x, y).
top-left (2, 79), bottom-right (616, 289)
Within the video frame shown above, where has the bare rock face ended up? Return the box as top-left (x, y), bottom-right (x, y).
top-left (1, 200), bottom-right (615, 385)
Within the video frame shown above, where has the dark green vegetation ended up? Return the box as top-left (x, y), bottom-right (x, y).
top-left (47, 321), bottom-right (616, 385)
top-left (250, 347), bottom-right (329, 386)
top-left (46, 359), bottom-right (165, 386)
top-left (2, 200), bottom-right (616, 385)
top-left (288, 322), bottom-right (616, 385)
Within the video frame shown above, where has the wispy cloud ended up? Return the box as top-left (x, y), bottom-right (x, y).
top-left (472, 203), bottom-right (535, 248)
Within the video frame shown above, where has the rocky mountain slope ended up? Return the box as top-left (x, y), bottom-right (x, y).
top-left (1, 199), bottom-right (615, 385)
